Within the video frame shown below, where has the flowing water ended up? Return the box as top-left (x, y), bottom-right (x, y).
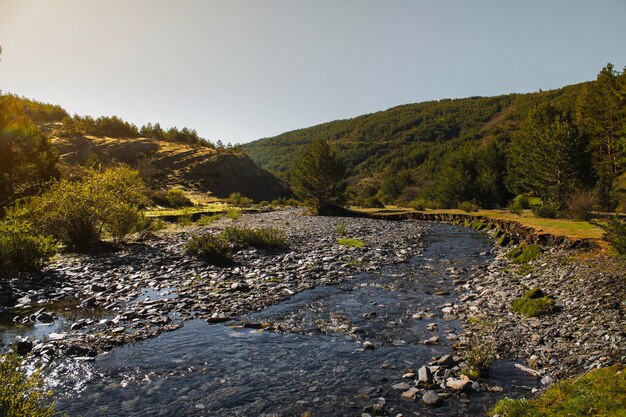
top-left (6, 224), bottom-right (538, 416)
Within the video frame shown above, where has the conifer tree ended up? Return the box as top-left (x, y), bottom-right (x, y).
top-left (290, 138), bottom-right (345, 211)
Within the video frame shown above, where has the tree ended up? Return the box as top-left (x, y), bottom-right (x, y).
top-left (576, 64), bottom-right (626, 209)
top-left (506, 103), bottom-right (591, 210)
top-left (290, 138), bottom-right (345, 211)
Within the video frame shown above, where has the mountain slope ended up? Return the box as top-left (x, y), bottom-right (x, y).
top-left (243, 83), bottom-right (586, 204)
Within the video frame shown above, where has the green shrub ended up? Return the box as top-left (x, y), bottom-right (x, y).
top-left (337, 238), bottom-right (365, 248)
top-left (511, 288), bottom-right (555, 317)
top-left (596, 216), bottom-right (626, 255)
top-left (531, 203), bottom-right (558, 219)
top-left (0, 220), bottom-right (57, 271)
top-left (0, 352), bottom-right (61, 417)
top-left (220, 226), bottom-right (289, 250)
top-left (490, 365), bottom-right (626, 417)
top-left (177, 212), bottom-right (193, 226)
top-left (458, 200), bottom-right (480, 212)
top-left (10, 166), bottom-right (147, 250)
top-left (184, 234), bottom-right (232, 265)
top-left (363, 197), bottom-right (385, 208)
top-left (226, 208), bottom-right (240, 221)
top-left (507, 244), bottom-right (542, 264)
top-left (165, 189), bottom-right (193, 208)
top-left (508, 195), bottom-right (530, 215)
top-left (107, 203), bottom-right (144, 243)
top-left (227, 192), bottom-right (253, 208)
top-left (336, 222), bottom-right (348, 236)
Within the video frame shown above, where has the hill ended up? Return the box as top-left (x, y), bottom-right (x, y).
top-left (0, 95), bottom-right (291, 207)
top-left (243, 83), bottom-right (591, 207)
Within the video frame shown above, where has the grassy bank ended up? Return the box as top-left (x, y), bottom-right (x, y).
top-left (355, 207), bottom-right (605, 245)
top-left (490, 365), bottom-right (626, 416)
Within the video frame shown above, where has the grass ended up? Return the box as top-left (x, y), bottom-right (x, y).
top-left (511, 288), bottom-right (555, 318)
top-left (221, 226), bottom-right (289, 250)
top-left (355, 207), bottom-right (605, 243)
top-left (184, 233), bottom-right (232, 266)
top-left (337, 238), bottom-right (365, 248)
top-left (490, 365), bottom-right (626, 416)
top-left (508, 244), bottom-right (542, 264)
top-left (462, 334), bottom-right (495, 379)
top-left (225, 208), bottom-right (240, 221)
top-left (144, 202), bottom-right (229, 218)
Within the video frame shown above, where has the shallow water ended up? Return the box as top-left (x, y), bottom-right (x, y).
top-left (12, 224), bottom-right (539, 416)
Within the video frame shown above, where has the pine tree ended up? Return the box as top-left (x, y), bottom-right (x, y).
top-left (506, 103), bottom-right (591, 210)
top-left (290, 138), bottom-right (345, 211)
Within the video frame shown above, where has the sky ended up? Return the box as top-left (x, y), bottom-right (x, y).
top-left (0, 0), bottom-right (625, 144)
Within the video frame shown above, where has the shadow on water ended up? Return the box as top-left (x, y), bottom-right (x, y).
top-left (53, 224), bottom-right (538, 416)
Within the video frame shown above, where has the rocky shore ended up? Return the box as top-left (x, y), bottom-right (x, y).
top-left (1, 208), bottom-right (624, 414)
top-left (1, 209), bottom-right (425, 359)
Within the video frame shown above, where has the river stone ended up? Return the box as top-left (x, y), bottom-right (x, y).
top-left (435, 354), bottom-right (455, 368)
top-left (422, 390), bottom-right (442, 406)
top-left (446, 378), bottom-right (472, 391)
top-left (363, 341), bottom-right (375, 350)
top-left (401, 387), bottom-right (420, 401)
top-left (417, 365), bottom-right (433, 384)
top-left (36, 312), bottom-right (54, 323)
top-left (392, 382), bottom-right (411, 390)
top-left (13, 337), bottom-right (33, 354)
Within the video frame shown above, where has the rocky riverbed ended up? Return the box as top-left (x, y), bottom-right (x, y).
top-left (1, 208), bottom-right (624, 416)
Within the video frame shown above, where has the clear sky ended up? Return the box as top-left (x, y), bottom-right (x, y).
top-left (0, 0), bottom-right (624, 144)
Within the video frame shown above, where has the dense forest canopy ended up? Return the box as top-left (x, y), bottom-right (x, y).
top-left (244, 64), bottom-right (626, 212)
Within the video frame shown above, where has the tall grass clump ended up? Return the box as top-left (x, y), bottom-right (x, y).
top-left (226, 208), bottom-right (240, 221)
top-left (0, 352), bottom-right (61, 417)
top-left (462, 334), bottom-right (495, 379)
top-left (184, 234), bottom-right (232, 266)
top-left (227, 192), bottom-right (253, 208)
top-left (0, 220), bottom-right (57, 271)
top-left (221, 226), bottom-right (289, 250)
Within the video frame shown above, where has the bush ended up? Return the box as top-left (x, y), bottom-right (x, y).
top-left (0, 220), bottom-right (57, 271)
top-left (597, 216), bottom-right (626, 255)
top-left (107, 203), bottom-right (144, 243)
top-left (363, 197), bottom-right (385, 208)
top-left (184, 234), bottom-right (232, 265)
top-left (458, 200), bottom-right (480, 212)
top-left (511, 288), bottom-right (555, 317)
top-left (196, 214), bottom-right (221, 226)
top-left (0, 352), bottom-right (61, 417)
top-left (10, 166), bottom-right (147, 250)
top-left (227, 192), bottom-right (253, 208)
top-left (508, 195), bottom-right (530, 215)
top-left (563, 189), bottom-right (597, 221)
top-left (336, 222), bottom-right (348, 236)
top-left (220, 226), bottom-right (289, 250)
top-left (165, 189), bottom-right (193, 208)
top-left (531, 203), bottom-right (558, 219)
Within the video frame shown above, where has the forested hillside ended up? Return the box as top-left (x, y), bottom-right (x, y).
top-left (244, 64), bottom-right (626, 212)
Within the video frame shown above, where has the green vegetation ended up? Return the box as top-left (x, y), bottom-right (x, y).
top-left (490, 365), bottom-right (626, 417)
top-left (596, 216), bottom-right (626, 254)
top-left (511, 288), bottom-right (555, 318)
top-left (337, 238), bottom-right (365, 248)
top-left (245, 64), bottom-right (626, 215)
top-left (10, 166), bottom-right (147, 250)
top-left (195, 213), bottom-right (221, 226)
top-left (227, 192), bottom-right (253, 208)
top-left (184, 234), bottom-right (232, 265)
top-left (226, 208), bottom-right (240, 221)
top-left (508, 244), bottom-right (542, 264)
top-left (0, 220), bottom-right (57, 271)
top-left (462, 334), bottom-right (495, 379)
top-left (336, 222), bottom-right (348, 236)
top-left (185, 226), bottom-right (289, 265)
top-left (221, 226), bottom-right (289, 250)
top-left (291, 138), bottom-right (346, 211)
top-left (149, 189), bottom-right (194, 208)
top-left (0, 95), bottom-right (61, 208)
top-left (0, 352), bottom-right (61, 417)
